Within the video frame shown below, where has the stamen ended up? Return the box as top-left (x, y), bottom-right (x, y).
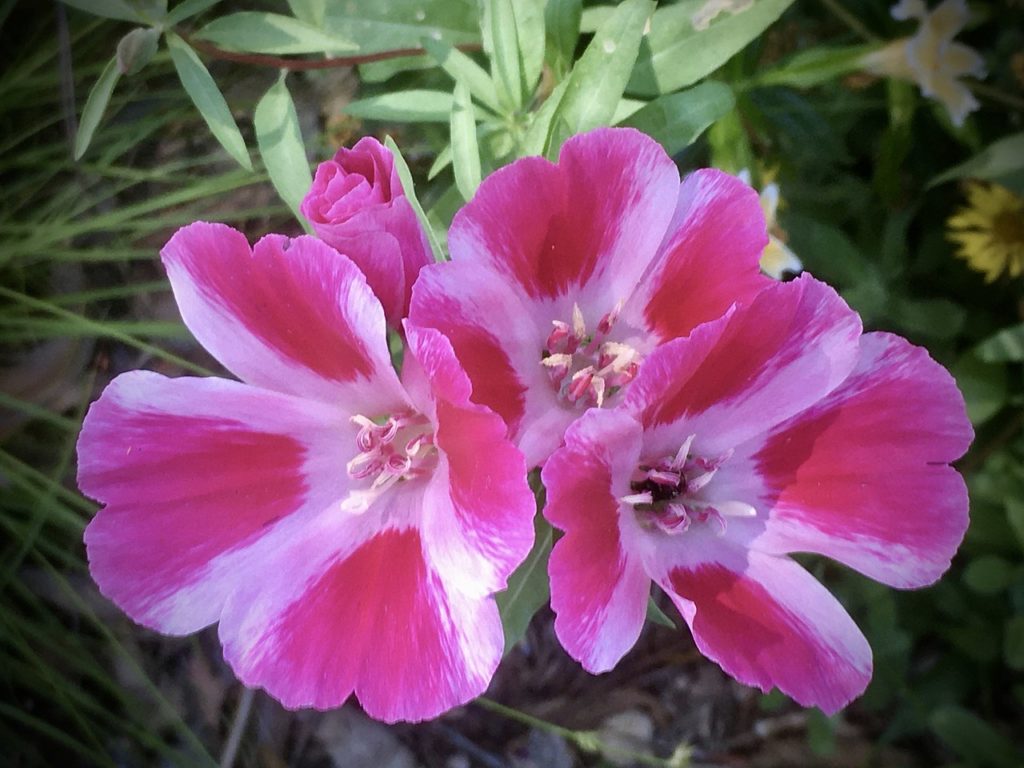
top-left (344, 411), bottom-right (437, 514)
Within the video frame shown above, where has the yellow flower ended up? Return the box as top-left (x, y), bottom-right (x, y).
top-left (947, 182), bottom-right (1024, 281)
top-left (737, 169), bottom-right (803, 280)
top-left (862, 0), bottom-right (986, 126)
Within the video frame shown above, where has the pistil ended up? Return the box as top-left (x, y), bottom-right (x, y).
top-left (343, 412), bottom-right (436, 513)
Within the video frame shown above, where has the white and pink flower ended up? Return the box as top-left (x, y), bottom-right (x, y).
top-left (77, 222), bottom-right (534, 722)
top-left (301, 136), bottom-right (433, 327)
top-left (542, 275), bottom-right (972, 713)
top-left (409, 127), bottom-right (772, 467)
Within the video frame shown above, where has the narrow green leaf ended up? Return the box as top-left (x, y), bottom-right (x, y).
top-left (74, 56), bottom-right (121, 161)
top-left (544, 0), bottom-right (582, 79)
top-left (521, 76), bottom-right (569, 157)
top-left (195, 12), bottom-right (357, 55)
top-left (346, 89), bottom-right (455, 123)
top-left (320, 0), bottom-right (479, 54)
top-left (929, 706), bottom-right (1021, 768)
top-left (166, 0), bottom-right (222, 25)
top-left (622, 80), bottom-right (734, 155)
top-left (422, 36), bottom-right (501, 113)
top-left (166, 33), bottom-right (252, 170)
top-left (450, 82), bottom-right (481, 201)
top-left (496, 516), bottom-right (553, 654)
top-left (384, 136), bottom-right (446, 262)
top-left (428, 143), bottom-right (453, 180)
top-left (515, 0), bottom-right (546, 101)
top-left (950, 352), bottom-right (1008, 426)
top-left (930, 132), bottom-right (1024, 194)
top-left (963, 555), bottom-right (1015, 595)
top-left (976, 322), bottom-right (1024, 363)
top-left (116, 27), bottom-right (160, 76)
top-left (646, 595), bottom-right (676, 629)
top-left (483, 0), bottom-right (525, 112)
top-left (254, 72), bottom-right (312, 226)
top-left (629, 0), bottom-right (796, 96)
top-left (286, 0), bottom-right (326, 26)
top-left (59, 0), bottom-right (140, 22)
top-left (753, 44), bottom-right (874, 89)
top-left (539, 0), bottom-right (655, 157)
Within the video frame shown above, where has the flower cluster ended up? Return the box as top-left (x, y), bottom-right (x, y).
top-left (78, 128), bottom-right (971, 722)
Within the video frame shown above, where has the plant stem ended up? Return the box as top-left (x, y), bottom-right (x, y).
top-left (817, 0), bottom-right (879, 41)
top-left (219, 687), bottom-right (255, 768)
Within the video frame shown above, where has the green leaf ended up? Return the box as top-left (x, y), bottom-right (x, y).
top-left (116, 27), bottom-right (160, 76)
top-left (629, 0), bottom-right (796, 97)
top-left (74, 56), bottom-right (121, 161)
top-left (384, 136), bottom-right (446, 262)
top-left (753, 44), bottom-right (874, 89)
top-left (929, 706), bottom-right (1021, 768)
top-left (930, 132), bottom-right (1024, 194)
top-left (482, 0), bottom-right (524, 112)
top-left (166, 33), bottom-right (252, 170)
top-left (345, 89), bottom-right (454, 123)
top-left (622, 81), bottom-right (734, 155)
top-left (254, 73), bottom-right (312, 226)
top-left (165, 0), bottom-right (221, 25)
top-left (963, 555), bottom-right (1016, 595)
top-left (1004, 615), bottom-right (1024, 671)
top-left (1006, 498), bottom-right (1024, 554)
top-left (544, 0), bottom-right (582, 79)
top-left (533, 0), bottom-right (654, 157)
top-left (950, 352), bottom-right (1008, 426)
top-left (59, 0), bottom-right (142, 22)
top-left (286, 0), bottom-right (326, 26)
top-left (890, 296), bottom-right (966, 341)
top-left (645, 595), bottom-right (676, 629)
top-left (450, 82), bottom-right (481, 201)
top-left (496, 516), bottom-right (553, 654)
top-left (428, 143), bottom-right (453, 179)
top-left (321, 0), bottom-right (479, 54)
top-left (976, 322), bottom-right (1024, 363)
top-left (195, 12), bottom-right (357, 54)
top-left (422, 37), bottom-right (501, 113)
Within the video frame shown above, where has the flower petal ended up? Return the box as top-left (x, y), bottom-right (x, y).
top-left (220, 522), bottom-right (504, 722)
top-left (404, 325), bottom-right (536, 597)
top-left (161, 222), bottom-right (404, 410)
top-left (732, 332), bottom-right (972, 588)
top-left (543, 408), bottom-right (651, 673)
top-left (631, 169), bottom-right (770, 341)
top-left (79, 371), bottom-right (355, 633)
top-left (447, 127), bottom-right (679, 305)
top-left (657, 548), bottom-right (872, 714)
top-left (625, 275), bottom-right (861, 456)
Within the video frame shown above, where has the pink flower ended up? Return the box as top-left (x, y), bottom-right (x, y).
top-left (541, 276), bottom-right (972, 713)
top-left (77, 222), bottom-right (534, 722)
top-left (409, 127), bottom-right (771, 467)
top-left (301, 137), bottom-right (433, 327)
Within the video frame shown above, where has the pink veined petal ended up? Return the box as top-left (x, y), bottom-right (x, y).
top-left (161, 222), bottom-right (404, 411)
top-left (447, 127), bottom-right (679, 305)
top-left (731, 331), bottom-right (972, 588)
top-left (656, 548), bottom-right (872, 714)
top-left (220, 524), bottom-right (504, 722)
top-left (630, 169), bottom-right (770, 342)
top-left (625, 275), bottom-right (862, 457)
top-left (78, 371), bottom-right (357, 634)
top-left (403, 325), bottom-right (536, 597)
top-left (408, 261), bottom-right (536, 447)
top-left (543, 408), bottom-right (650, 673)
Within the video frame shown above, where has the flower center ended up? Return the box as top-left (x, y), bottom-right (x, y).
top-left (343, 411), bottom-right (436, 513)
top-left (993, 210), bottom-right (1024, 246)
top-left (541, 302), bottom-right (640, 408)
top-left (620, 435), bottom-right (756, 535)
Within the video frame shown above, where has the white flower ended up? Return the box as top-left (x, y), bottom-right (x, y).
top-left (737, 170), bottom-right (803, 280)
top-left (863, 0), bottom-right (986, 126)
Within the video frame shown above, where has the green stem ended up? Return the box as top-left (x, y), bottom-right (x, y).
top-left (817, 0), bottom-right (879, 41)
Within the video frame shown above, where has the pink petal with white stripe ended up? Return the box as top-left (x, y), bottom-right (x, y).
top-left (447, 127), bottom-right (679, 305)
top-left (161, 222), bottom-right (404, 411)
top-left (404, 325), bottom-right (536, 596)
top-left (629, 169), bottom-right (770, 342)
top-left (543, 408), bottom-right (651, 672)
top-left (220, 519), bottom-right (503, 722)
top-left (730, 332), bottom-right (972, 588)
top-left (626, 275), bottom-right (862, 456)
top-left (656, 548), bottom-right (872, 714)
top-left (409, 261), bottom-right (579, 467)
top-left (79, 371), bottom-right (358, 634)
